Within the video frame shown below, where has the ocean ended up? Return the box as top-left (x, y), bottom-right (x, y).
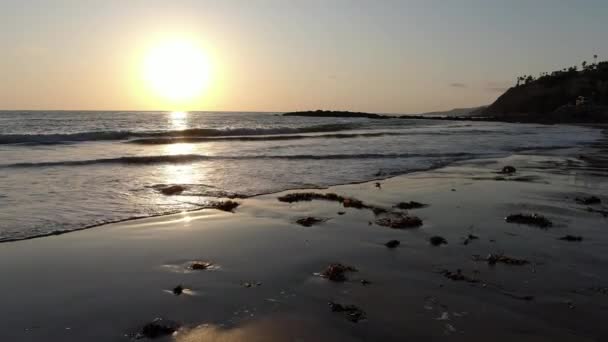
top-left (0, 111), bottom-right (601, 242)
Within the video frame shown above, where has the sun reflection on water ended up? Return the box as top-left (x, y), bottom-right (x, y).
top-left (169, 111), bottom-right (189, 131)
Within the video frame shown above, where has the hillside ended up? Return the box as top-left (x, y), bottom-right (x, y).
top-left (481, 59), bottom-right (608, 122)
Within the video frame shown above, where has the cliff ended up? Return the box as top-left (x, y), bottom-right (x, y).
top-left (481, 61), bottom-right (608, 122)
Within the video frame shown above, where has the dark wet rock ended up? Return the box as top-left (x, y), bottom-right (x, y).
top-left (137, 318), bottom-right (179, 339)
top-left (559, 235), bottom-right (583, 242)
top-left (375, 182), bottom-right (382, 189)
top-left (473, 253), bottom-right (529, 265)
top-left (375, 212), bottom-right (422, 229)
top-left (159, 185), bottom-right (185, 196)
top-left (328, 301), bottom-right (367, 323)
top-left (321, 263), bottom-right (357, 282)
top-left (384, 240), bottom-right (400, 248)
top-left (505, 213), bottom-right (552, 228)
top-left (440, 269), bottom-right (479, 283)
top-left (296, 217), bottom-right (325, 227)
top-left (500, 165), bottom-right (517, 174)
top-left (429, 236), bottom-right (448, 246)
top-left (190, 261), bottom-right (213, 270)
top-left (576, 196), bottom-right (601, 205)
top-left (337, 211), bottom-right (345, 215)
top-left (463, 234), bottom-right (479, 245)
top-left (208, 200), bottom-right (240, 212)
top-left (394, 201), bottom-right (428, 210)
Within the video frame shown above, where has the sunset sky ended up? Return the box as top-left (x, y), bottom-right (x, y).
top-left (1, 0), bottom-right (606, 113)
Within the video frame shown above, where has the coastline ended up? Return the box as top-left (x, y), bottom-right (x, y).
top-left (1, 137), bottom-right (607, 341)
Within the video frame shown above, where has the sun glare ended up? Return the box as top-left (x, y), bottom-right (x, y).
top-left (142, 39), bottom-right (212, 105)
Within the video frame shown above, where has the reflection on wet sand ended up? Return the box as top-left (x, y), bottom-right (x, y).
top-left (176, 316), bottom-right (357, 342)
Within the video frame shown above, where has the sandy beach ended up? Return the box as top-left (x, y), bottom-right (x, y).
top-left (0, 131), bottom-right (607, 341)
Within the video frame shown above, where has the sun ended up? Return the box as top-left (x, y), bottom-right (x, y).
top-left (142, 39), bottom-right (212, 104)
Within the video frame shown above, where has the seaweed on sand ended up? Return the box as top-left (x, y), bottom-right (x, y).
top-left (505, 213), bottom-right (552, 228)
top-left (328, 302), bottom-right (367, 323)
top-left (320, 263), bottom-right (358, 282)
top-left (375, 212), bottom-right (422, 229)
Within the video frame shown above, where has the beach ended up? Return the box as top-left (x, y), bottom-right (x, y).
top-left (1, 135), bottom-right (607, 341)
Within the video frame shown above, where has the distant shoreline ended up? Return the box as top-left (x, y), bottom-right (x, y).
top-left (283, 109), bottom-right (608, 124)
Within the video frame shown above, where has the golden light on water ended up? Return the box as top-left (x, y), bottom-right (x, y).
top-left (142, 39), bottom-right (212, 107)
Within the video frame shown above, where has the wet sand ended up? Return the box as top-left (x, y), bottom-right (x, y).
top-left (1, 142), bottom-right (608, 341)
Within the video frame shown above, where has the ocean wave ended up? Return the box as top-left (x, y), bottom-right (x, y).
top-left (0, 123), bottom-right (360, 145)
top-left (1, 152), bottom-right (476, 168)
top-left (127, 131), bottom-right (406, 144)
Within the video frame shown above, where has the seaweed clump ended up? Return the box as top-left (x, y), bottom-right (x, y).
top-left (278, 192), bottom-right (377, 210)
top-left (576, 196), bottom-right (601, 205)
top-left (505, 213), bottom-right (552, 228)
top-left (473, 253), bottom-right (529, 265)
top-left (328, 302), bottom-right (367, 323)
top-left (384, 240), bottom-right (400, 248)
top-left (137, 318), bottom-right (179, 339)
top-left (320, 263), bottom-right (357, 282)
top-left (296, 217), bottom-right (325, 227)
top-left (394, 201), bottom-right (427, 210)
top-left (158, 185), bottom-right (185, 195)
top-left (375, 212), bottom-right (422, 229)
top-left (559, 235), bottom-right (583, 242)
top-left (429, 236), bottom-right (447, 246)
top-left (440, 269), bottom-right (479, 283)
top-left (208, 200), bottom-right (240, 212)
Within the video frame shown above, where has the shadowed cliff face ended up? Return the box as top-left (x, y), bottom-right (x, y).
top-left (481, 61), bottom-right (608, 122)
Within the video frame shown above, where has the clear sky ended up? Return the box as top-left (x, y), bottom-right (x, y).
top-left (1, 0), bottom-right (606, 113)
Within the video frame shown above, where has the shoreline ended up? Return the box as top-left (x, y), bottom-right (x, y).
top-left (1, 138), bottom-right (607, 341)
top-left (2, 136), bottom-right (600, 245)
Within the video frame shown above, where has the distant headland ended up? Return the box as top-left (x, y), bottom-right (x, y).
top-left (285, 57), bottom-right (608, 124)
top-left (478, 56), bottom-right (608, 123)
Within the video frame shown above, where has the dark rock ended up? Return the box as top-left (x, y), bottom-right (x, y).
top-left (159, 185), bottom-right (185, 195)
top-left (384, 240), bottom-right (400, 248)
top-left (505, 213), bottom-right (552, 228)
top-left (575, 196), bottom-right (601, 205)
top-left (559, 235), bottom-right (583, 242)
top-left (172, 285), bottom-right (183, 295)
top-left (429, 236), bottom-right (447, 246)
top-left (375, 212), bottom-right (422, 229)
top-left (328, 301), bottom-right (367, 322)
top-left (138, 318), bottom-right (179, 339)
top-left (296, 217), bottom-right (325, 227)
top-left (500, 166), bottom-right (517, 174)
top-left (321, 263), bottom-right (357, 282)
top-left (337, 211), bottom-right (345, 215)
top-left (394, 201), bottom-right (427, 210)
